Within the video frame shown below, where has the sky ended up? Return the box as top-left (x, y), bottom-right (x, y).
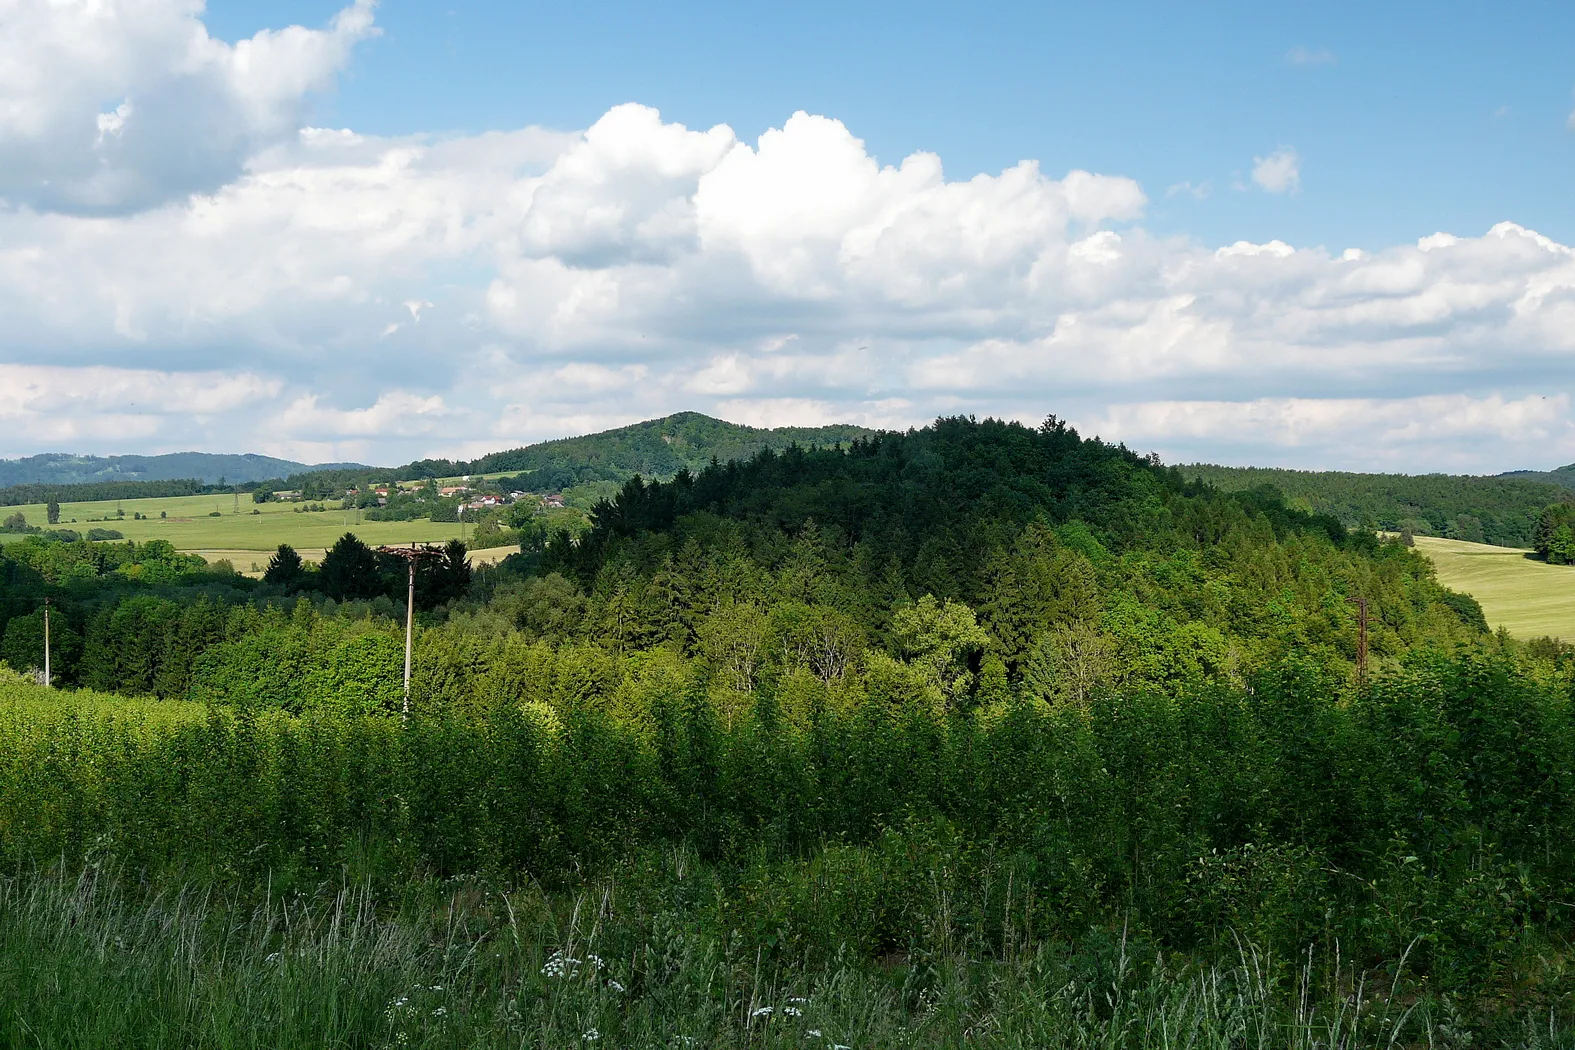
top-left (1, 1), bottom-right (1573, 472)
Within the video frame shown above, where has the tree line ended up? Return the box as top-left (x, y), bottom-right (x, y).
top-left (1185, 462), bottom-right (1571, 547)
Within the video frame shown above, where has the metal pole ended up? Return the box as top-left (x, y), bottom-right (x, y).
top-left (1347, 596), bottom-right (1368, 685)
top-left (1358, 599), bottom-right (1368, 682)
top-left (403, 558), bottom-right (415, 720)
top-left (42, 598), bottom-right (50, 688)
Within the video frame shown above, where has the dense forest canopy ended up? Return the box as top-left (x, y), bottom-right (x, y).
top-left (1183, 462), bottom-right (1572, 547)
top-left (0, 415), bottom-right (1488, 707)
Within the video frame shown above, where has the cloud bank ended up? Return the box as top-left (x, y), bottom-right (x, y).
top-left (2, 1), bottom-right (1575, 473)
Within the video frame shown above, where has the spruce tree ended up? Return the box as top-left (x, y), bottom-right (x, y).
top-left (263, 544), bottom-right (305, 589)
top-left (319, 533), bottom-right (382, 600)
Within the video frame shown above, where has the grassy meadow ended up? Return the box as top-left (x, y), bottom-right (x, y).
top-left (1412, 535), bottom-right (1575, 639)
top-left (0, 491), bottom-right (470, 564)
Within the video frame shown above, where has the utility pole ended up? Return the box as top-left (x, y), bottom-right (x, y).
top-left (41, 598), bottom-right (51, 688)
top-left (376, 545), bottom-right (442, 721)
top-left (1347, 596), bottom-right (1368, 685)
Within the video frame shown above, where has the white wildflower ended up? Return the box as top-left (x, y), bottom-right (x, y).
top-left (807, 1031), bottom-right (822, 1039)
top-left (541, 950), bottom-right (582, 978)
top-left (608, 979), bottom-right (626, 993)
top-left (751, 1005), bottom-right (774, 1018)
top-left (785, 1006), bottom-right (803, 1017)
top-left (432, 1006), bottom-right (447, 1017)
top-left (582, 1029), bottom-right (600, 1042)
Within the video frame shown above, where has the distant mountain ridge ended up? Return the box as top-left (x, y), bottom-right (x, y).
top-left (0, 452), bottom-right (368, 488)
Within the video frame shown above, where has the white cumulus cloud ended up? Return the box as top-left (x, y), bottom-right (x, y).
top-left (1252, 147), bottom-right (1301, 194)
top-left (0, 0), bottom-right (378, 213)
top-left (1, 4), bottom-right (1575, 473)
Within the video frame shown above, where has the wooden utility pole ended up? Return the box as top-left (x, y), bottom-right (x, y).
top-left (376, 545), bottom-right (442, 720)
top-left (1347, 596), bottom-right (1369, 685)
top-left (41, 598), bottom-right (51, 688)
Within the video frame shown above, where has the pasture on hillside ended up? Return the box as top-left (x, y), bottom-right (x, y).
top-left (0, 492), bottom-right (469, 563)
top-left (1413, 535), bottom-right (1575, 639)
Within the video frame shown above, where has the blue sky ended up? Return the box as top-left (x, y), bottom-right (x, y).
top-left (1, 0), bottom-right (1573, 471)
top-left (205, 0), bottom-right (1574, 252)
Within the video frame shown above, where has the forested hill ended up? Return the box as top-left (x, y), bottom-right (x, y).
top-left (0, 452), bottom-right (366, 488)
top-left (540, 415), bottom-right (1485, 674)
top-left (404, 412), bottom-right (873, 489)
top-left (1502, 463), bottom-right (1575, 491)
top-left (563, 417), bottom-right (1352, 579)
top-left (1181, 462), bottom-right (1570, 547)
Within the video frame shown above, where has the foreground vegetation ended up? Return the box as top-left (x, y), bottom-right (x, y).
top-left (6, 857), bottom-right (1564, 1049)
top-left (6, 648), bottom-right (1575, 1045)
top-left (6, 415), bottom-right (1573, 1045)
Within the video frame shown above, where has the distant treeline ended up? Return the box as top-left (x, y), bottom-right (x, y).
top-left (1183, 463), bottom-right (1572, 548)
top-left (0, 478), bottom-right (217, 508)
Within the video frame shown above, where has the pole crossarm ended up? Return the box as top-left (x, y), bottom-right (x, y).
top-left (376, 545), bottom-right (444, 720)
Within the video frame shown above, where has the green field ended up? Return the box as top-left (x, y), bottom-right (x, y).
top-left (1414, 535), bottom-right (1575, 639)
top-left (0, 492), bottom-right (467, 561)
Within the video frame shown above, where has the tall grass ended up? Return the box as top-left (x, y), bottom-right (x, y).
top-left (5, 862), bottom-right (1565, 1049)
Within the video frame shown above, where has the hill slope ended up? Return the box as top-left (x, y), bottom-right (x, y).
top-left (1182, 463), bottom-right (1569, 548)
top-left (1500, 464), bottom-right (1575, 491)
top-left (1411, 535), bottom-right (1575, 639)
top-left (405, 412), bottom-right (875, 488)
top-left (0, 452), bottom-right (367, 488)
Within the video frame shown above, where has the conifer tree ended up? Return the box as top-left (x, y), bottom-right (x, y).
top-left (318, 533), bottom-right (382, 600)
top-left (263, 544), bottom-right (305, 588)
